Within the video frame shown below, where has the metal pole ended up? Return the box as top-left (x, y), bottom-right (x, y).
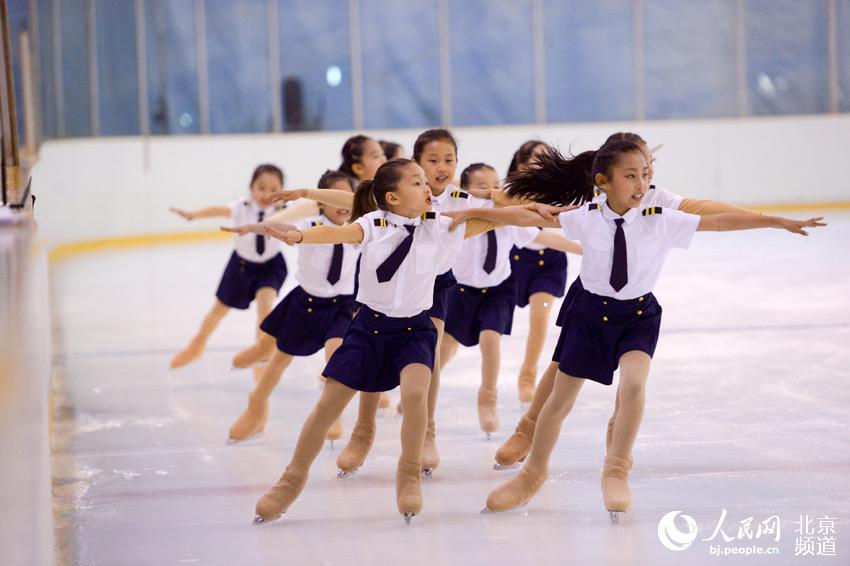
top-left (27, 0), bottom-right (41, 145)
top-left (735, 0), bottom-right (749, 116)
top-left (135, 0), bottom-right (149, 136)
top-left (87, 0), bottom-right (99, 135)
top-left (20, 31), bottom-right (37, 159)
top-left (267, 0), bottom-right (281, 132)
top-left (52, 0), bottom-right (64, 137)
top-left (194, 0), bottom-right (210, 133)
top-left (827, 0), bottom-right (839, 113)
top-left (0, 0), bottom-right (18, 161)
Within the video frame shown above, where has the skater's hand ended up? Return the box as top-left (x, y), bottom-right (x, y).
top-left (442, 210), bottom-right (470, 232)
top-left (465, 187), bottom-right (494, 199)
top-left (268, 189), bottom-right (307, 204)
top-left (265, 225), bottom-right (303, 245)
top-left (775, 216), bottom-right (827, 236)
top-left (170, 207), bottom-right (194, 221)
top-left (525, 203), bottom-right (578, 223)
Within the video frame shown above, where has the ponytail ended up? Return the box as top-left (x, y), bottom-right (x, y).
top-left (504, 139), bottom-right (644, 206)
top-left (504, 148), bottom-right (596, 205)
top-left (349, 159), bottom-right (413, 221)
top-left (351, 179), bottom-right (378, 220)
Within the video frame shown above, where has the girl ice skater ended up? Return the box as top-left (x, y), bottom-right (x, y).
top-left (168, 164), bottom-right (287, 369)
top-left (271, 129), bottom-right (473, 479)
top-left (494, 132), bottom-right (767, 470)
top-left (504, 140), bottom-right (567, 404)
top-left (444, 138), bottom-right (824, 520)
top-left (250, 158), bottom-right (500, 524)
top-left (439, 162), bottom-right (581, 437)
top-left (222, 170), bottom-right (359, 445)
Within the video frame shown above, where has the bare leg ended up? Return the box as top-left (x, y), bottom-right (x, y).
top-left (250, 287), bottom-right (278, 381)
top-left (397, 363), bottom-right (431, 520)
top-left (228, 349), bottom-right (294, 441)
top-left (494, 362), bottom-right (558, 466)
top-left (518, 293), bottom-right (555, 402)
top-left (336, 391), bottom-right (381, 474)
top-left (439, 332), bottom-right (460, 371)
top-left (170, 299), bottom-right (230, 369)
top-left (485, 371), bottom-right (584, 512)
top-left (323, 338), bottom-right (344, 444)
top-left (254, 378), bottom-right (357, 522)
top-left (603, 351), bottom-right (651, 514)
top-left (477, 330), bottom-right (501, 434)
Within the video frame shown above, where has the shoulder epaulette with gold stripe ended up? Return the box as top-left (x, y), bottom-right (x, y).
top-left (588, 203), bottom-right (600, 210)
top-left (373, 217), bottom-right (389, 227)
top-left (593, 188), bottom-right (600, 198)
top-left (642, 206), bottom-right (663, 216)
top-left (310, 220), bottom-right (323, 227)
top-left (421, 211), bottom-right (437, 220)
top-left (649, 184), bottom-right (656, 190)
top-left (450, 190), bottom-right (469, 199)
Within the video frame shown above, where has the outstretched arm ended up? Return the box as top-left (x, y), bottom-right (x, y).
top-left (533, 230), bottom-right (583, 255)
top-left (220, 221), bottom-right (298, 236)
top-left (269, 188), bottom-right (355, 209)
top-left (446, 204), bottom-right (574, 232)
top-left (262, 222), bottom-right (364, 246)
top-left (265, 199), bottom-right (320, 223)
top-left (697, 213), bottom-right (826, 235)
top-left (679, 198), bottom-right (757, 216)
top-left (170, 206), bottom-right (230, 220)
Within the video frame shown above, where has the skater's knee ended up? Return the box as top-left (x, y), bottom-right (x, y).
top-left (618, 379), bottom-right (646, 402)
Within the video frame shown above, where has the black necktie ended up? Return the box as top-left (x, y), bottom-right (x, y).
top-left (376, 224), bottom-right (416, 283)
top-left (255, 210), bottom-right (265, 255)
top-left (483, 230), bottom-right (497, 274)
top-left (327, 244), bottom-right (344, 284)
top-left (610, 218), bottom-right (627, 292)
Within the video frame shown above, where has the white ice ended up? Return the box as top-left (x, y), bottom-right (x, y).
top-left (50, 210), bottom-right (850, 566)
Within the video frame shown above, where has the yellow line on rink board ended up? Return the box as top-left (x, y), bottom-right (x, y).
top-left (47, 230), bottom-right (230, 263)
top-left (45, 200), bottom-right (849, 263)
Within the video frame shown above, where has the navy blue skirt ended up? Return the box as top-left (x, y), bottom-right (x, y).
top-left (552, 281), bottom-right (662, 385)
top-left (444, 275), bottom-right (516, 347)
top-left (511, 246), bottom-right (568, 308)
top-left (215, 251), bottom-right (287, 310)
top-left (323, 306), bottom-right (438, 392)
top-left (260, 286), bottom-right (355, 356)
top-left (429, 270), bottom-right (458, 321)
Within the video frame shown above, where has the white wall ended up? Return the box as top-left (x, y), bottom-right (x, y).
top-left (31, 114), bottom-right (850, 248)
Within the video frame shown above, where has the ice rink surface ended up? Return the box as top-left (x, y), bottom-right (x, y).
top-left (49, 210), bottom-right (850, 566)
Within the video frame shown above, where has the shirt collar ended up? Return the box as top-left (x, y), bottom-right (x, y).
top-left (431, 184), bottom-right (454, 206)
top-left (601, 202), bottom-right (640, 224)
top-left (384, 211), bottom-right (421, 227)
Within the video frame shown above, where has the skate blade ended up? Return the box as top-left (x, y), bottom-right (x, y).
top-left (492, 462), bottom-right (520, 471)
top-left (609, 511), bottom-right (620, 524)
top-left (225, 429), bottom-right (264, 445)
top-left (485, 432), bottom-right (492, 441)
top-left (253, 513), bottom-right (281, 525)
top-left (337, 468), bottom-right (359, 479)
top-left (480, 507), bottom-right (492, 514)
top-left (403, 512), bottom-right (415, 525)
top-left (421, 468), bottom-right (433, 480)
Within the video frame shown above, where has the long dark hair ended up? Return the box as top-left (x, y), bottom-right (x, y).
top-left (605, 132), bottom-right (647, 146)
top-left (350, 159), bottom-right (413, 221)
top-left (339, 134), bottom-right (372, 178)
top-left (504, 139), bottom-right (644, 205)
top-left (506, 140), bottom-right (551, 177)
top-left (412, 128), bottom-right (457, 163)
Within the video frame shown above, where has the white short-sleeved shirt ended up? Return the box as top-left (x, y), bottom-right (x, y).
top-left (293, 215), bottom-right (360, 298)
top-left (451, 197), bottom-right (538, 288)
top-left (229, 196), bottom-right (284, 262)
top-left (430, 184), bottom-right (472, 215)
top-left (354, 210), bottom-right (465, 318)
top-left (559, 202), bottom-right (700, 300)
top-left (592, 184), bottom-right (684, 210)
